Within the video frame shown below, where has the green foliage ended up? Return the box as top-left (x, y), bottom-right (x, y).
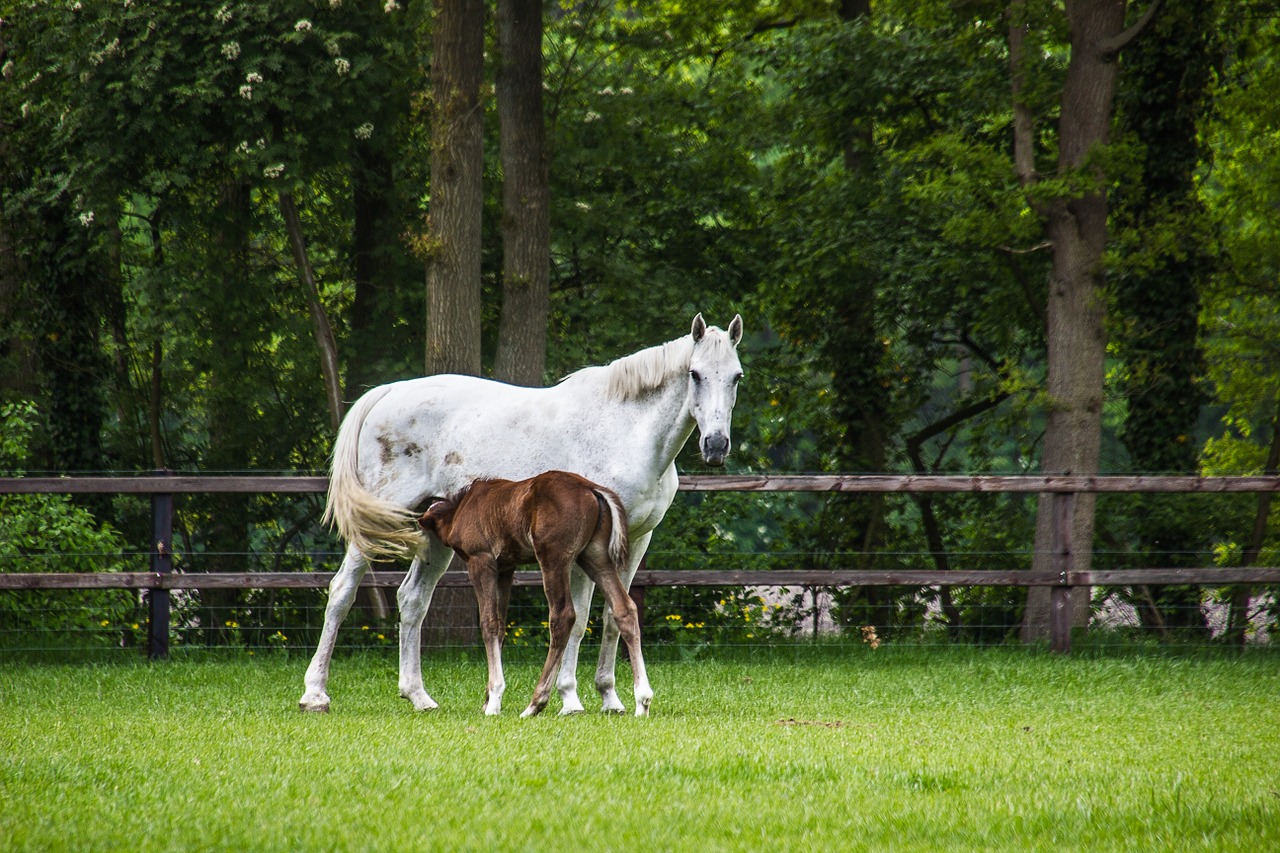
top-left (0, 403), bottom-right (138, 649)
top-left (1, 0), bottom-right (1279, 648)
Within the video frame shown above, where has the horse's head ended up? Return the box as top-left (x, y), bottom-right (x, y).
top-left (687, 313), bottom-right (744, 467)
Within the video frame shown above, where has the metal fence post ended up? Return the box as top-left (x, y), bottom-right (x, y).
top-left (148, 474), bottom-right (174, 660)
top-left (1049, 490), bottom-right (1075, 654)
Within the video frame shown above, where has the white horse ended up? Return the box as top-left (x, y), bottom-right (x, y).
top-left (300, 313), bottom-right (744, 713)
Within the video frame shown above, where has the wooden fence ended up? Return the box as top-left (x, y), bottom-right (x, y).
top-left (3, 474), bottom-right (1280, 657)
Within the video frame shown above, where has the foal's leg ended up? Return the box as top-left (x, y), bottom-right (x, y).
top-left (467, 557), bottom-right (506, 716)
top-left (300, 544), bottom-right (369, 711)
top-left (594, 531), bottom-right (651, 713)
top-left (397, 537), bottom-right (453, 711)
top-left (525, 558), bottom-right (577, 718)
top-left (583, 556), bottom-right (653, 717)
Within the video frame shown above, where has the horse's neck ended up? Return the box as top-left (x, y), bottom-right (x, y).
top-left (615, 375), bottom-right (694, 474)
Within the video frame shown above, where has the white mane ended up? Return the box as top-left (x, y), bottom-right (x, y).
top-left (563, 335), bottom-right (695, 402)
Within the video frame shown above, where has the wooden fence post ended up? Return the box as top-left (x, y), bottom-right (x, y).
top-left (1049, 490), bottom-right (1075, 653)
top-left (148, 474), bottom-right (174, 660)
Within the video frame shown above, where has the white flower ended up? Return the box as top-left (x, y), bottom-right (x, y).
top-left (330, 0), bottom-right (342, 7)
top-left (619, 87), bottom-right (634, 95)
top-left (221, 42), bottom-right (240, 60)
top-left (598, 87), bottom-right (614, 96)
top-left (354, 122), bottom-right (374, 140)
top-left (263, 164), bottom-right (285, 179)
top-left (239, 85), bottom-right (253, 100)
top-left (1, 60), bottom-right (13, 79)
top-left (575, 201), bottom-right (590, 211)
top-left (295, 19), bottom-right (312, 32)
top-left (236, 141), bottom-right (252, 155)
top-left (583, 111), bottom-right (601, 122)
top-left (79, 211), bottom-right (95, 227)
top-left (333, 57), bottom-right (350, 75)
top-left (384, 1), bottom-right (400, 11)
top-left (215, 6), bottom-right (232, 24)
top-left (245, 71), bottom-right (263, 84)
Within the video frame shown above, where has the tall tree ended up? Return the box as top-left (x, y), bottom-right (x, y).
top-left (494, 0), bottom-right (551, 386)
top-left (423, 0), bottom-right (487, 644)
top-left (1015, 0), bottom-right (1160, 641)
top-left (425, 0), bottom-right (486, 377)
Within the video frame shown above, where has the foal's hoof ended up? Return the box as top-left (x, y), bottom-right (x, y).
top-left (520, 704), bottom-right (544, 719)
top-left (602, 706), bottom-right (626, 716)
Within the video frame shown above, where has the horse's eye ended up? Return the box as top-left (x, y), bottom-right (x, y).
top-left (733, 372), bottom-right (743, 384)
top-left (690, 370), bottom-right (702, 383)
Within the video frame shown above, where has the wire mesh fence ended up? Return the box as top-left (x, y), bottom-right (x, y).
top-left (3, 475), bottom-right (1280, 661)
top-left (3, 555), bottom-right (1276, 661)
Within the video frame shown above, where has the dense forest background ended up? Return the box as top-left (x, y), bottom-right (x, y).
top-left (3, 0), bottom-right (1280, 648)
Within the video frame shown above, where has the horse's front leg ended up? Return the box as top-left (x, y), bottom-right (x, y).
top-left (397, 537), bottom-right (453, 711)
top-left (555, 566), bottom-right (596, 715)
top-left (594, 531), bottom-right (651, 714)
top-left (300, 545), bottom-right (368, 711)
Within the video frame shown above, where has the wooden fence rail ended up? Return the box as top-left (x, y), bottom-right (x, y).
top-left (3, 474), bottom-right (1279, 657)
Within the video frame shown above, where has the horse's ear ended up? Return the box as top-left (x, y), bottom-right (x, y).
top-left (691, 313), bottom-right (707, 342)
top-left (727, 314), bottom-right (743, 346)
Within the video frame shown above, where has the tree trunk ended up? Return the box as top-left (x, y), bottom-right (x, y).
top-left (494, 0), bottom-right (551, 386)
top-left (425, 0), bottom-right (485, 378)
top-left (1019, 0), bottom-right (1155, 642)
top-left (423, 0), bottom-right (486, 647)
top-left (280, 191), bottom-right (344, 433)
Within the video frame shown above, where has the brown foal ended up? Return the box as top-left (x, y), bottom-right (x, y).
top-left (418, 471), bottom-right (653, 717)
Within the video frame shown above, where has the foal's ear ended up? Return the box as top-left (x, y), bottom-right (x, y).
top-left (727, 314), bottom-right (743, 346)
top-left (419, 500), bottom-right (449, 530)
top-left (691, 313), bottom-right (707, 342)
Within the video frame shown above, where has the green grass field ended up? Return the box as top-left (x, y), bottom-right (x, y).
top-left (1, 647), bottom-right (1277, 851)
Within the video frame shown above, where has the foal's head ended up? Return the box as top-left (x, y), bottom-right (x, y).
top-left (418, 497), bottom-right (458, 540)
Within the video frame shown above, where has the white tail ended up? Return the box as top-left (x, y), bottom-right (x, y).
top-left (322, 386), bottom-right (421, 559)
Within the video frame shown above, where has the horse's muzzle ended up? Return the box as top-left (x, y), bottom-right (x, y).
top-left (701, 432), bottom-right (731, 466)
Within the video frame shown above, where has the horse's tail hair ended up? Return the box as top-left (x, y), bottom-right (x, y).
top-left (322, 386), bottom-right (421, 560)
top-left (593, 487), bottom-right (630, 569)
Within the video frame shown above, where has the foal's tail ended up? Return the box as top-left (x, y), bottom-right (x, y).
top-left (322, 385), bottom-right (421, 559)
top-left (593, 487), bottom-right (630, 570)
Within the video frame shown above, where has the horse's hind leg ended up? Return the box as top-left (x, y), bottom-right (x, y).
top-left (594, 531), bottom-right (651, 713)
top-left (397, 537), bottom-right (453, 711)
top-left (526, 559), bottom-right (576, 718)
top-left (300, 544), bottom-right (368, 712)
top-left (582, 548), bottom-right (653, 717)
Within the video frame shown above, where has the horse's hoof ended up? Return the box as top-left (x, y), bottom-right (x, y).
top-left (401, 689), bottom-right (439, 711)
top-left (520, 704), bottom-right (543, 718)
top-left (602, 706), bottom-right (626, 716)
top-left (298, 692), bottom-right (331, 713)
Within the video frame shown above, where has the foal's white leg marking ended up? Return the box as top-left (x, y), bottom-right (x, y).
top-left (300, 545), bottom-right (369, 712)
top-left (397, 538), bottom-right (453, 711)
top-left (555, 566), bottom-right (595, 715)
top-left (595, 531), bottom-right (651, 714)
